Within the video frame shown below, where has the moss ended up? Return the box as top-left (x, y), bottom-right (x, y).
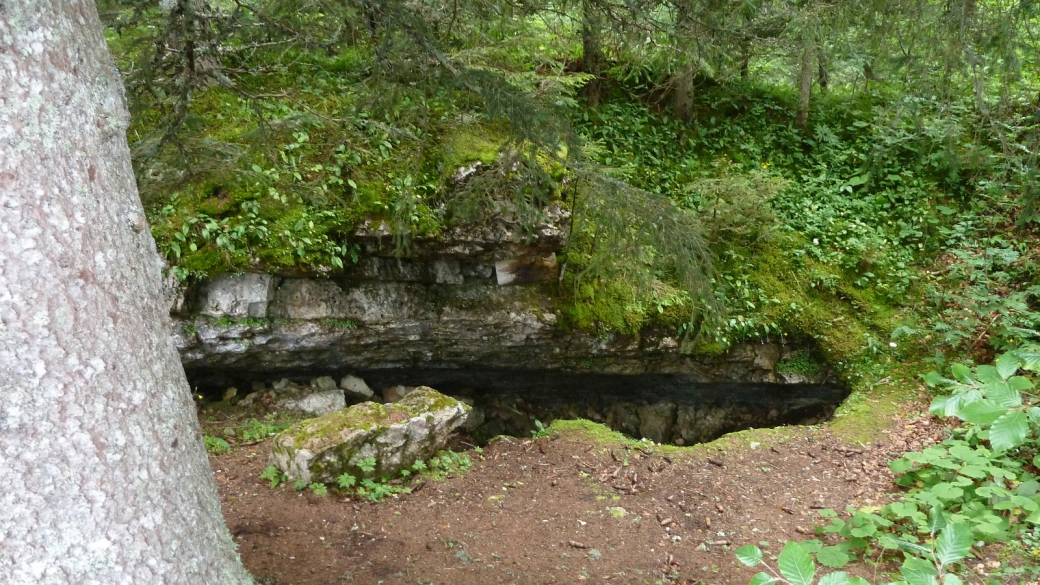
top-left (440, 125), bottom-right (504, 175)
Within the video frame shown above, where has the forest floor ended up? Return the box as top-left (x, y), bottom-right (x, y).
top-left (207, 396), bottom-right (1017, 585)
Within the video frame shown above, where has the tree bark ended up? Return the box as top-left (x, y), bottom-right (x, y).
top-left (581, 0), bottom-right (606, 109)
top-left (794, 39), bottom-right (815, 131)
top-left (0, 2), bottom-right (253, 583)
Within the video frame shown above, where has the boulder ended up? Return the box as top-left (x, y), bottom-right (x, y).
top-left (270, 387), bottom-right (470, 484)
top-left (279, 389), bottom-right (345, 417)
top-left (637, 400), bottom-right (677, 444)
top-left (340, 375), bottom-right (375, 401)
top-left (313, 376), bottom-right (338, 392)
top-left (382, 384), bottom-right (414, 403)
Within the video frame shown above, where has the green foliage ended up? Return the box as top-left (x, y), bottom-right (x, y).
top-left (240, 415), bottom-right (293, 443)
top-left (355, 457), bottom-right (377, 474)
top-left (260, 465), bottom-right (285, 489)
top-left (329, 452), bottom-right (470, 502)
top-left (203, 435), bottom-right (231, 455)
top-left (735, 541), bottom-right (869, 585)
top-left (737, 521), bottom-right (973, 585)
top-left (799, 350), bottom-right (1040, 582)
top-left (336, 473), bottom-right (357, 489)
top-left (531, 419), bottom-right (550, 439)
top-left (776, 352), bottom-right (822, 376)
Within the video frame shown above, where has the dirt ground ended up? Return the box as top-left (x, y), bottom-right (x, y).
top-left (203, 395), bottom-right (1025, 585)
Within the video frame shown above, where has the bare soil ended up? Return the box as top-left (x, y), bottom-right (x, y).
top-left (208, 405), bottom-right (985, 585)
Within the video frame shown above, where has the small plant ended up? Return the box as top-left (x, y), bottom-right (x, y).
top-left (293, 478), bottom-right (308, 491)
top-left (738, 521), bottom-right (973, 585)
top-left (531, 419), bottom-right (550, 439)
top-left (337, 472), bottom-right (357, 489)
top-left (309, 482), bottom-right (328, 496)
top-left (204, 435), bottom-right (231, 455)
top-left (356, 478), bottom-right (411, 502)
top-left (240, 415), bottom-right (291, 442)
top-left (319, 318), bottom-right (357, 330)
top-left (776, 352), bottom-right (821, 376)
top-left (260, 465), bottom-right (285, 488)
top-left (356, 456), bottom-right (377, 473)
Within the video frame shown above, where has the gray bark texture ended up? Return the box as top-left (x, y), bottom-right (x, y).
top-left (794, 39), bottom-right (815, 131)
top-left (0, 2), bottom-right (253, 583)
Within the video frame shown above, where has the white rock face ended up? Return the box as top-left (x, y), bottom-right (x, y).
top-left (271, 387), bottom-right (470, 484)
top-left (197, 273), bottom-right (274, 318)
top-left (340, 375), bottom-right (374, 400)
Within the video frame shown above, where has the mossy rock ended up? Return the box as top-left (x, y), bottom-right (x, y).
top-left (270, 387), bottom-right (470, 484)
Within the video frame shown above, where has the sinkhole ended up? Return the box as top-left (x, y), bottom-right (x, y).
top-left (190, 366), bottom-right (849, 446)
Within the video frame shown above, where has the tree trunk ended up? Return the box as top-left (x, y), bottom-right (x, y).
top-left (671, 62), bottom-right (696, 122)
top-left (794, 39), bottom-right (815, 131)
top-left (817, 51), bottom-right (829, 91)
top-left (581, 0), bottom-right (606, 108)
top-left (0, 2), bottom-right (253, 584)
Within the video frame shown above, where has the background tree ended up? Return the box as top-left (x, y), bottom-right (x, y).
top-left (0, 2), bottom-right (253, 582)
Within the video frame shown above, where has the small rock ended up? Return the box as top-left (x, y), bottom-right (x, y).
top-left (251, 380), bottom-right (266, 393)
top-left (313, 376), bottom-right (338, 392)
top-left (273, 379), bottom-right (290, 392)
top-left (382, 385), bottom-right (414, 403)
top-left (340, 375), bottom-right (375, 400)
top-left (223, 387), bottom-right (238, 401)
top-left (280, 390), bottom-right (345, 417)
top-left (238, 392), bottom-right (259, 407)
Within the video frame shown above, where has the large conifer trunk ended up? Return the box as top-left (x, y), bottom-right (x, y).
top-left (0, 2), bottom-right (252, 583)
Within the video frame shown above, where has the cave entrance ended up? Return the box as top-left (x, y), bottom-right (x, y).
top-left (189, 367), bottom-right (849, 446)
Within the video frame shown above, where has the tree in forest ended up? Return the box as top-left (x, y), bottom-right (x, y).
top-left (0, 2), bottom-right (253, 583)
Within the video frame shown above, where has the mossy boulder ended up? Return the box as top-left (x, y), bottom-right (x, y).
top-left (270, 387), bottom-right (470, 484)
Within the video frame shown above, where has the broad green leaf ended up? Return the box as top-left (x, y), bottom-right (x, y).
top-left (974, 365), bottom-right (1002, 384)
top-left (890, 458), bottom-right (914, 474)
top-left (1009, 376), bottom-right (1033, 391)
top-left (989, 411), bottom-right (1029, 451)
top-left (922, 371), bottom-right (949, 387)
top-left (798, 540), bottom-right (824, 554)
top-left (942, 574), bottom-right (964, 585)
top-left (1016, 480), bottom-right (1039, 497)
top-left (928, 505), bottom-right (947, 534)
top-left (846, 578), bottom-right (871, 585)
top-left (900, 556), bottom-right (939, 585)
top-left (935, 523), bottom-right (971, 566)
top-left (1028, 407), bottom-right (1040, 423)
top-left (735, 545), bottom-right (763, 567)
top-left (957, 465), bottom-right (988, 479)
top-left (1014, 347), bottom-right (1040, 372)
top-left (930, 391), bottom-right (983, 417)
top-left (749, 572), bottom-right (776, 585)
top-left (930, 483), bottom-right (964, 501)
top-left (848, 174), bottom-right (869, 186)
top-left (778, 541), bottom-right (816, 585)
top-left (957, 400), bottom-right (1006, 425)
top-left (818, 573), bottom-right (851, 585)
top-left (986, 382), bottom-right (1022, 408)
top-left (950, 363), bottom-right (975, 385)
top-left (995, 352), bottom-right (1019, 380)
top-left (816, 545), bottom-right (852, 569)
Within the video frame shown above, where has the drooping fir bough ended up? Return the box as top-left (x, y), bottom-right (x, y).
top-left (0, 2), bottom-right (252, 582)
